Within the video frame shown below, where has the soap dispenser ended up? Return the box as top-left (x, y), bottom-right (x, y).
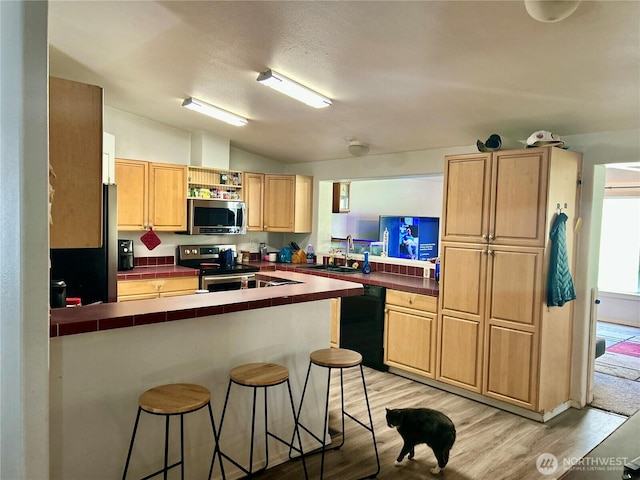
top-left (362, 252), bottom-right (371, 274)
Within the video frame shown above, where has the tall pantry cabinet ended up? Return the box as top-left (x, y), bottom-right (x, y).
top-left (437, 146), bottom-right (582, 413)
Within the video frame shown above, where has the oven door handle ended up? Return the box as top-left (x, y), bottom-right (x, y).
top-left (202, 274), bottom-right (255, 283)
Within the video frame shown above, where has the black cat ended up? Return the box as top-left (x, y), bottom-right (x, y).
top-left (386, 407), bottom-right (456, 475)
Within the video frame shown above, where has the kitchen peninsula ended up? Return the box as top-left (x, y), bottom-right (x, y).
top-left (49, 271), bottom-right (363, 479)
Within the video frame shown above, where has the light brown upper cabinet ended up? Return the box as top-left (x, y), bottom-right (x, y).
top-left (49, 77), bottom-right (103, 248)
top-left (332, 182), bottom-right (350, 213)
top-left (247, 174), bottom-right (313, 233)
top-left (441, 148), bottom-right (576, 247)
top-left (244, 172), bottom-right (265, 231)
top-left (115, 159), bottom-right (187, 231)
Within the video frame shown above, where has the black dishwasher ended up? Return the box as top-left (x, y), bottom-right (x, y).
top-left (340, 285), bottom-right (388, 372)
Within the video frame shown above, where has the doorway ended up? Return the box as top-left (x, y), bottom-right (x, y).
top-left (589, 162), bottom-right (640, 416)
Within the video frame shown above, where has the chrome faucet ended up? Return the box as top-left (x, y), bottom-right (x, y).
top-left (345, 234), bottom-right (354, 263)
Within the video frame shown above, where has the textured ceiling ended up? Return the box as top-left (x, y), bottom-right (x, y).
top-left (48, 1), bottom-right (640, 164)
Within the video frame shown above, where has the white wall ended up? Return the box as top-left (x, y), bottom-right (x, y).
top-left (104, 106), bottom-right (191, 164)
top-left (0, 1), bottom-right (50, 478)
top-left (330, 177), bottom-right (444, 240)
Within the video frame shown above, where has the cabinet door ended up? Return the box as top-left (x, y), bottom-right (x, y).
top-left (115, 159), bottom-right (148, 231)
top-left (484, 325), bottom-right (537, 408)
top-left (293, 175), bottom-right (313, 233)
top-left (486, 246), bottom-right (543, 328)
top-left (442, 153), bottom-right (492, 243)
top-left (437, 315), bottom-right (482, 392)
top-left (490, 149), bottom-right (549, 246)
top-left (438, 242), bottom-right (487, 322)
top-left (264, 175), bottom-right (295, 232)
top-left (385, 306), bottom-right (436, 377)
top-left (49, 77), bottom-right (103, 248)
top-left (148, 163), bottom-right (187, 231)
top-left (245, 172), bottom-right (265, 231)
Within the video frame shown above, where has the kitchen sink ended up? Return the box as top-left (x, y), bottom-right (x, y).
top-left (301, 264), bottom-right (360, 274)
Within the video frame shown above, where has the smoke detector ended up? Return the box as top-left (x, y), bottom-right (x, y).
top-left (347, 138), bottom-right (370, 157)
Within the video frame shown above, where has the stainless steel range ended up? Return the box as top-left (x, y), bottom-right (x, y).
top-left (176, 244), bottom-right (259, 292)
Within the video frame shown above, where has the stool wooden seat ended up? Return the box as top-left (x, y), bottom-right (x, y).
top-left (123, 383), bottom-right (223, 480)
top-left (139, 383), bottom-right (210, 414)
top-left (310, 348), bottom-right (363, 368)
top-left (215, 362), bottom-right (308, 479)
top-left (230, 362), bottom-right (289, 386)
top-left (294, 348), bottom-right (380, 480)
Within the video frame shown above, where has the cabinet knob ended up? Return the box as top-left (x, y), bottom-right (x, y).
top-left (482, 249), bottom-right (487, 254)
top-left (488, 234), bottom-right (494, 240)
top-left (488, 249), bottom-right (494, 256)
top-left (482, 234), bottom-right (487, 239)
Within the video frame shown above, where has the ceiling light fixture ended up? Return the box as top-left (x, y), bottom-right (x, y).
top-left (182, 97), bottom-right (248, 126)
top-left (348, 139), bottom-right (369, 157)
top-left (524, 0), bottom-right (581, 23)
top-left (256, 69), bottom-right (332, 108)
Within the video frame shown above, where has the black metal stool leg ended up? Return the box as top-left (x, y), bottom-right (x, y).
top-left (249, 386), bottom-right (257, 476)
top-left (263, 386), bottom-right (270, 471)
top-left (319, 364), bottom-right (332, 480)
top-left (286, 379), bottom-right (309, 479)
top-left (163, 415), bottom-right (170, 480)
top-left (122, 407), bottom-right (142, 480)
top-left (180, 413), bottom-right (185, 480)
top-left (358, 364), bottom-right (380, 479)
top-left (207, 401), bottom-right (225, 480)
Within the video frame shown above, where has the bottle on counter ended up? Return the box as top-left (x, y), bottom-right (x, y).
top-left (434, 257), bottom-right (440, 282)
top-left (306, 244), bottom-right (314, 264)
top-left (383, 227), bottom-right (389, 256)
top-left (241, 276), bottom-right (249, 290)
top-left (362, 252), bottom-right (371, 274)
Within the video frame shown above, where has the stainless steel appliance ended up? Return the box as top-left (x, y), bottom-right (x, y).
top-left (186, 199), bottom-right (246, 235)
top-left (118, 239), bottom-right (134, 271)
top-left (177, 244), bottom-right (259, 292)
top-left (49, 184), bottom-right (118, 305)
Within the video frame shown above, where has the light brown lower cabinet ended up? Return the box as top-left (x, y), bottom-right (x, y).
top-left (384, 289), bottom-right (437, 378)
top-left (117, 277), bottom-right (198, 302)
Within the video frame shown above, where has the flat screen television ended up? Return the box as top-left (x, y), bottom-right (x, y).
top-left (378, 216), bottom-right (439, 261)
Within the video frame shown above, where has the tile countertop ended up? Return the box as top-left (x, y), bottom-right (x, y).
top-left (50, 270), bottom-right (363, 337)
top-left (116, 264), bottom-right (199, 280)
top-left (52, 262), bottom-right (439, 338)
top-left (259, 261), bottom-right (439, 296)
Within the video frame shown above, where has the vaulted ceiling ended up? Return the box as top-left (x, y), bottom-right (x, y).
top-left (48, 1), bottom-right (640, 164)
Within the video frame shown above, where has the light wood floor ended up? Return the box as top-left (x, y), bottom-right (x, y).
top-left (244, 367), bottom-right (626, 480)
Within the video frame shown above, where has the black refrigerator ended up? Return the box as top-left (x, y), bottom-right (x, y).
top-left (50, 184), bottom-right (118, 305)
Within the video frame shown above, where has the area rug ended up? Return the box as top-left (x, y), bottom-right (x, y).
top-left (590, 372), bottom-right (640, 417)
top-left (607, 341), bottom-right (640, 358)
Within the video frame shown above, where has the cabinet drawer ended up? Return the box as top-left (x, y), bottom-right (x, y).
top-left (386, 289), bottom-right (437, 313)
top-left (118, 277), bottom-right (198, 297)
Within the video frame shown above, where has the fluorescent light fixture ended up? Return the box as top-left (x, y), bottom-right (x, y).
top-left (256, 69), bottom-right (331, 108)
top-left (182, 97), bottom-right (247, 126)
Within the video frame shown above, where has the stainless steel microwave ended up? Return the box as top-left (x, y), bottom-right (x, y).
top-left (186, 199), bottom-right (246, 235)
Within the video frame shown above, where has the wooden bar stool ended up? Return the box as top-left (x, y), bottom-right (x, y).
top-left (122, 383), bottom-right (224, 480)
top-left (294, 348), bottom-right (380, 480)
top-left (215, 362), bottom-right (308, 479)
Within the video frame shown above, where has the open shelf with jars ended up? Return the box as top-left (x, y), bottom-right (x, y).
top-left (187, 166), bottom-right (243, 200)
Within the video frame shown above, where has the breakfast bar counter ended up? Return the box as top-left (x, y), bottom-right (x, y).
top-left (49, 272), bottom-right (363, 479)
